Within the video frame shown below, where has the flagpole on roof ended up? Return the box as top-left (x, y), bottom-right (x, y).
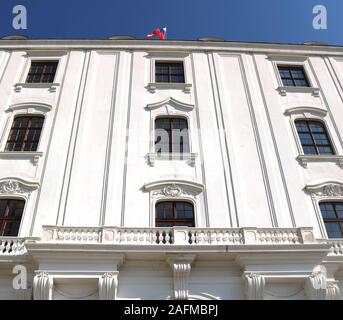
top-left (163, 27), bottom-right (167, 40)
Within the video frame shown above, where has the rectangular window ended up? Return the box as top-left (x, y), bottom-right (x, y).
top-left (155, 117), bottom-right (189, 155)
top-left (155, 62), bottom-right (185, 83)
top-left (278, 66), bottom-right (310, 87)
top-left (320, 202), bottom-right (343, 238)
top-left (295, 120), bottom-right (334, 155)
top-left (26, 61), bottom-right (58, 83)
top-left (0, 199), bottom-right (25, 237)
top-left (5, 116), bottom-right (44, 152)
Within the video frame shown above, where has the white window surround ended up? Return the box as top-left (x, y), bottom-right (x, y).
top-left (146, 51), bottom-right (192, 93)
top-left (0, 103), bottom-right (52, 166)
top-left (284, 106), bottom-right (343, 169)
top-left (0, 177), bottom-right (40, 237)
top-left (14, 51), bottom-right (67, 93)
top-left (268, 55), bottom-right (320, 97)
top-left (304, 181), bottom-right (343, 239)
top-left (143, 179), bottom-right (204, 228)
top-left (146, 96), bottom-right (198, 167)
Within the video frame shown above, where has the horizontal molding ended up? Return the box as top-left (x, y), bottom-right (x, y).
top-left (147, 82), bottom-right (192, 93)
top-left (277, 86), bottom-right (320, 97)
top-left (147, 152), bottom-right (197, 167)
top-left (0, 151), bottom-right (43, 166)
top-left (14, 82), bottom-right (60, 93)
top-left (284, 106), bottom-right (328, 118)
top-left (296, 155), bottom-right (343, 169)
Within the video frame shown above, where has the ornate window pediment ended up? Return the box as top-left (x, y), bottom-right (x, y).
top-left (5, 102), bottom-right (52, 114)
top-left (146, 96), bottom-right (194, 113)
top-left (0, 177), bottom-right (39, 197)
top-left (284, 106), bottom-right (327, 118)
top-left (143, 179), bottom-right (204, 199)
top-left (304, 181), bottom-right (343, 198)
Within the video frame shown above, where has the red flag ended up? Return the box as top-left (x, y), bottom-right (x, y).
top-left (146, 28), bottom-right (166, 40)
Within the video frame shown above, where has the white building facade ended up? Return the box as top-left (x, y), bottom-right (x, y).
top-left (0, 38), bottom-right (343, 300)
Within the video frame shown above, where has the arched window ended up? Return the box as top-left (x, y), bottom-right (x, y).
top-left (0, 199), bottom-right (25, 236)
top-left (155, 201), bottom-right (195, 227)
top-left (5, 115), bottom-right (44, 152)
top-left (155, 117), bottom-right (189, 154)
top-left (295, 120), bottom-right (334, 155)
top-left (320, 202), bottom-right (343, 239)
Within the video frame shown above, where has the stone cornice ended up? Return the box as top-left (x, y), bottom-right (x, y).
top-left (0, 39), bottom-right (342, 55)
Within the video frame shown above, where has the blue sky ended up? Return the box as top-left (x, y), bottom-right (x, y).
top-left (0, 0), bottom-right (342, 45)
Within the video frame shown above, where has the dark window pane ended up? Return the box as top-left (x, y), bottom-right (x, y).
top-left (278, 66), bottom-right (310, 87)
top-left (26, 61), bottom-right (58, 83)
top-left (155, 118), bottom-right (189, 154)
top-left (0, 199), bottom-right (25, 236)
top-left (155, 62), bottom-right (185, 83)
top-left (295, 120), bottom-right (334, 156)
top-left (155, 202), bottom-right (194, 227)
top-left (320, 202), bottom-right (343, 239)
top-left (5, 116), bottom-right (44, 152)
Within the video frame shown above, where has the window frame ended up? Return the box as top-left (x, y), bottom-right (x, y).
top-left (154, 116), bottom-right (190, 155)
top-left (155, 200), bottom-right (195, 228)
top-left (25, 61), bottom-right (59, 84)
top-left (0, 197), bottom-right (26, 237)
top-left (284, 108), bottom-right (343, 168)
top-left (319, 201), bottom-right (343, 239)
top-left (147, 51), bottom-right (192, 93)
top-left (294, 119), bottom-right (335, 156)
top-left (5, 115), bottom-right (45, 152)
top-left (277, 65), bottom-right (311, 88)
top-left (14, 51), bottom-right (67, 92)
top-left (154, 61), bottom-right (185, 84)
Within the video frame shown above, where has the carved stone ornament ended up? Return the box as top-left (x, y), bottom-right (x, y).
top-left (98, 272), bottom-right (119, 300)
top-left (0, 179), bottom-right (38, 195)
top-left (305, 183), bottom-right (343, 197)
top-left (163, 184), bottom-right (182, 197)
top-left (33, 272), bottom-right (53, 300)
top-left (244, 273), bottom-right (265, 300)
top-left (167, 255), bottom-right (195, 300)
top-left (152, 184), bottom-right (197, 199)
top-left (305, 271), bottom-right (327, 300)
top-left (326, 281), bottom-right (340, 300)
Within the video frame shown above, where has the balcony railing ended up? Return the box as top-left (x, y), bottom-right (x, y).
top-left (318, 239), bottom-right (343, 255)
top-left (1, 227), bottom-right (343, 257)
top-left (40, 226), bottom-right (314, 246)
top-left (0, 237), bottom-right (27, 256)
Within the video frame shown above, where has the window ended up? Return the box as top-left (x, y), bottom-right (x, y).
top-left (320, 202), bottom-right (343, 238)
top-left (5, 116), bottom-right (44, 152)
top-left (155, 201), bottom-right (195, 227)
top-left (155, 62), bottom-right (185, 83)
top-left (26, 61), bottom-right (58, 83)
top-left (278, 66), bottom-right (310, 87)
top-left (155, 117), bottom-right (190, 154)
top-left (0, 199), bottom-right (25, 236)
top-left (295, 120), bottom-right (334, 155)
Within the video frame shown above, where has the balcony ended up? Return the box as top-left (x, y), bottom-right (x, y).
top-left (0, 237), bottom-right (28, 256)
top-left (1, 226), bottom-right (342, 257)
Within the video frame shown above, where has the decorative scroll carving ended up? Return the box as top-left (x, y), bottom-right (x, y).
top-left (0, 179), bottom-right (39, 195)
top-left (244, 273), bottom-right (265, 300)
top-left (326, 281), bottom-right (340, 300)
top-left (305, 183), bottom-right (343, 197)
top-left (98, 272), bottom-right (119, 300)
top-left (167, 255), bottom-right (195, 300)
top-left (33, 272), bottom-right (53, 300)
top-left (305, 270), bottom-right (327, 300)
top-left (151, 183), bottom-right (199, 199)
